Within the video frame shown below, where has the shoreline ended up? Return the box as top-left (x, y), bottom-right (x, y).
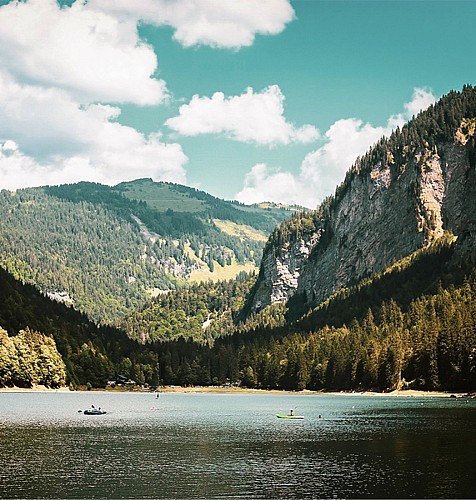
top-left (0, 385), bottom-right (472, 398)
top-left (156, 387), bottom-right (470, 398)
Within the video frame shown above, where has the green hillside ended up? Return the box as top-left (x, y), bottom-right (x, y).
top-left (114, 178), bottom-right (300, 232)
top-left (0, 180), bottom-right (296, 325)
top-left (122, 273), bottom-right (255, 344)
top-left (0, 222), bottom-right (474, 392)
top-left (1, 88), bottom-right (475, 394)
top-left (118, 87), bottom-right (476, 392)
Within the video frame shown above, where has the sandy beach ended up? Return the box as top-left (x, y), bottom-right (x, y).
top-left (156, 386), bottom-right (472, 398)
top-left (0, 385), bottom-right (471, 398)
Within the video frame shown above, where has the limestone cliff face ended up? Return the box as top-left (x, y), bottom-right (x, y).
top-left (251, 127), bottom-right (476, 312)
top-left (251, 232), bottom-right (320, 311)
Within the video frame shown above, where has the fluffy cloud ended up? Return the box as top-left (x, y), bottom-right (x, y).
top-left (0, 0), bottom-right (190, 190)
top-left (404, 87), bottom-right (437, 117)
top-left (298, 117), bottom-right (399, 204)
top-left (236, 163), bottom-right (303, 205)
top-left (89, 0), bottom-right (295, 49)
top-left (235, 88), bottom-right (437, 208)
top-left (166, 85), bottom-right (319, 146)
top-left (0, 0), bottom-right (296, 191)
top-left (0, 0), bottom-right (167, 106)
top-left (0, 73), bottom-right (188, 190)
top-left (0, 136), bottom-right (188, 191)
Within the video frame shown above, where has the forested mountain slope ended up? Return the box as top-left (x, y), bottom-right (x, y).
top-left (0, 266), bottom-right (155, 388)
top-left (250, 85), bottom-right (476, 314)
top-left (1, 232), bottom-right (474, 391)
top-left (133, 86), bottom-right (475, 392)
top-left (1, 87), bottom-right (475, 393)
top-left (0, 179), bottom-right (296, 325)
top-left (144, 238), bottom-right (476, 392)
top-left (122, 273), bottom-right (255, 344)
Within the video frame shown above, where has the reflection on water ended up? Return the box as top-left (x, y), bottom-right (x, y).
top-left (0, 392), bottom-right (475, 498)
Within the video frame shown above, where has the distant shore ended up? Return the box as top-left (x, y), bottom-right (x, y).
top-left (0, 385), bottom-right (472, 398)
top-left (154, 386), bottom-right (471, 398)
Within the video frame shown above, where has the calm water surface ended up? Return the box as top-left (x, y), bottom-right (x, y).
top-left (0, 391), bottom-right (475, 499)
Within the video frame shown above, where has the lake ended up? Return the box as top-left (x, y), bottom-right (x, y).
top-left (0, 391), bottom-right (475, 499)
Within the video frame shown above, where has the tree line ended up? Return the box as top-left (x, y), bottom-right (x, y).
top-left (1, 252), bottom-right (474, 392)
top-left (0, 265), bottom-right (155, 389)
top-left (145, 236), bottom-right (475, 392)
top-left (154, 272), bottom-right (476, 392)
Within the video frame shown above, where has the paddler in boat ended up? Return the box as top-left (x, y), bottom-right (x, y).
top-left (289, 409), bottom-right (294, 417)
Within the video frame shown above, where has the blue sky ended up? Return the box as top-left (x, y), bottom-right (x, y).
top-left (0, 0), bottom-right (474, 208)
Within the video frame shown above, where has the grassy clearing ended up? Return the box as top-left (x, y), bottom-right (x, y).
top-left (120, 181), bottom-right (206, 212)
top-left (213, 219), bottom-right (268, 242)
top-left (189, 260), bottom-right (257, 283)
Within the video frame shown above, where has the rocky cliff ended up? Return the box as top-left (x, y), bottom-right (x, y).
top-left (251, 87), bottom-right (476, 312)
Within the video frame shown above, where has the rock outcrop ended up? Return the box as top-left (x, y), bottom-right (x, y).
top-left (250, 89), bottom-right (476, 313)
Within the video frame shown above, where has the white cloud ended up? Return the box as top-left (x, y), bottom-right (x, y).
top-left (0, 0), bottom-right (298, 192)
top-left (1, 140), bottom-right (18, 152)
top-left (298, 117), bottom-right (398, 203)
top-left (0, 0), bottom-right (167, 105)
top-left (0, 0), bottom-right (191, 190)
top-left (166, 85), bottom-right (319, 146)
top-left (235, 88), bottom-right (437, 208)
top-left (237, 163), bottom-right (303, 205)
top-left (0, 136), bottom-right (188, 191)
top-left (0, 72), bottom-right (188, 190)
top-left (89, 0), bottom-right (295, 49)
top-left (404, 87), bottom-right (436, 118)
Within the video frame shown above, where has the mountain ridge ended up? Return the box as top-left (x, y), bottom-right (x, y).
top-left (249, 85), bottom-right (476, 314)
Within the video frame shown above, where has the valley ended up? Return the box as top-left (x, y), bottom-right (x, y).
top-left (0, 86), bottom-right (475, 394)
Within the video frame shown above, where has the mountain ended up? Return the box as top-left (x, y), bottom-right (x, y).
top-left (1, 86), bottom-right (475, 393)
top-left (117, 87), bottom-right (475, 393)
top-left (2, 229), bottom-right (474, 392)
top-left (249, 85), bottom-right (476, 316)
top-left (0, 179), bottom-right (298, 325)
top-left (139, 238), bottom-right (476, 392)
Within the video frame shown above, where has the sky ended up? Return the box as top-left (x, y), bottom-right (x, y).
top-left (0, 0), bottom-right (474, 209)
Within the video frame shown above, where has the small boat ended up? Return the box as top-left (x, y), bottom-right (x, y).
top-left (83, 408), bottom-right (106, 415)
top-left (276, 413), bottom-right (304, 419)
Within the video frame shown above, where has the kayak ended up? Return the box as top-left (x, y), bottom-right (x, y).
top-left (276, 413), bottom-right (304, 419)
top-left (83, 408), bottom-right (106, 415)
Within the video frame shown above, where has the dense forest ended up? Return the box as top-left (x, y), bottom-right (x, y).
top-left (0, 266), bottom-right (158, 388)
top-left (1, 237), bottom-right (474, 391)
top-left (150, 237), bottom-right (476, 392)
top-left (122, 273), bottom-right (255, 343)
top-left (0, 180), bottom-right (294, 325)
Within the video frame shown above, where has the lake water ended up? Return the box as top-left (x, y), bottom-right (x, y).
top-left (0, 391), bottom-right (475, 499)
